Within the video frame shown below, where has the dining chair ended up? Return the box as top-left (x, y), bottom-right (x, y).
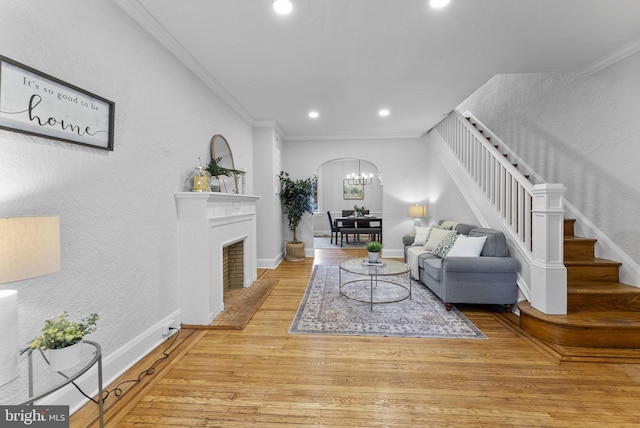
top-left (326, 211), bottom-right (341, 245)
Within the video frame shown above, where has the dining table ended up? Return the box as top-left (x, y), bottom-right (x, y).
top-left (333, 216), bottom-right (383, 228)
top-left (333, 216), bottom-right (383, 246)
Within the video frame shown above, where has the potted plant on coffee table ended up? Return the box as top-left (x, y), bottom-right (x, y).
top-left (278, 171), bottom-right (315, 262)
top-left (29, 312), bottom-right (99, 371)
top-left (366, 241), bottom-right (383, 263)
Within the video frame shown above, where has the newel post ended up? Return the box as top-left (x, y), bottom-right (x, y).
top-left (530, 183), bottom-right (567, 314)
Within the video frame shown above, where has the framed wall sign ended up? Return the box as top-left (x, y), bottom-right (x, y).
top-left (0, 56), bottom-right (115, 150)
top-left (343, 180), bottom-right (364, 200)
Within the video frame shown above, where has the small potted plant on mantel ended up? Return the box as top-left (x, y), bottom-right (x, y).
top-left (278, 171), bottom-right (315, 262)
top-left (29, 312), bottom-right (99, 372)
top-left (366, 241), bottom-right (383, 264)
top-left (206, 156), bottom-right (246, 192)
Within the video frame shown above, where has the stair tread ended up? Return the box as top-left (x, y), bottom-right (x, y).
top-left (568, 281), bottom-right (640, 294)
top-left (564, 256), bottom-right (622, 266)
top-left (564, 236), bottom-right (597, 243)
top-left (519, 302), bottom-right (640, 327)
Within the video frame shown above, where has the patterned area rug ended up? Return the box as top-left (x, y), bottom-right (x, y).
top-left (290, 265), bottom-right (486, 339)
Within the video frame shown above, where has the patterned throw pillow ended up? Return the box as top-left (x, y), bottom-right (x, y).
top-left (424, 227), bottom-right (453, 251)
top-left (431, 232), bottom-right (459, 258)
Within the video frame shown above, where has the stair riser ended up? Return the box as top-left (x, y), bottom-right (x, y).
top-left (520, 313), bottom-right (640, 348)
top-left (566, 266), bottom-right (619, 282)
top-left (564, 219), bottom-right (575, 237)
top-left (564, 241), bottom-right (595, 258)
top-left (568, 294), bottom-right (640, 312)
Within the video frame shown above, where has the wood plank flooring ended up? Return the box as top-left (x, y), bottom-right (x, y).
top-left (72, 249), bottom-right (640, 427)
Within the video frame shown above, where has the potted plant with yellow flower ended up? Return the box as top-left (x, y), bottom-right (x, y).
top-left (29, 312), bottom-right (99, 371)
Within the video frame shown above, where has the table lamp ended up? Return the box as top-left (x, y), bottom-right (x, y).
top-left (407, 205), bottom-right (427, 226)
top-left (0, 216), bottom-right (60, 386)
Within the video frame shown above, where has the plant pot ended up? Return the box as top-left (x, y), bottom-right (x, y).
top-left (209, 176), bottom-right (220, 192)
top-left (285, 241), bottom-right (305, 262)
top-left (368, 251), bottom-right (380, 263)
top-left (46, 341), bottom-right (83, 372)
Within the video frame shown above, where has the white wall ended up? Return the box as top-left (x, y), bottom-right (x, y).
top-left (282, 137), bottom-right (431, 258)
top-left (253, 126), bottom-right (284, 268)
top-left (0, 0), bottom-right (252, 407)
top-left (457, 53), bottom-right (640, 272)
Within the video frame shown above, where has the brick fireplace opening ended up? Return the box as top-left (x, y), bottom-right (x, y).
top-left (223, 240), bottom-right (244, 291)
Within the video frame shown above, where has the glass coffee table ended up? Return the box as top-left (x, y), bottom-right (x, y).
top-left (338, 258), bottom-right (411, 310)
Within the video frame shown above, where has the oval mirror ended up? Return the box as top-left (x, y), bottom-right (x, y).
top-left (210, 134), bottom-right (239, 193)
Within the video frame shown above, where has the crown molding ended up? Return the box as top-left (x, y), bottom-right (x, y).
top-left (283, 131), bottom-right (424, 142)
top-left (580, 37), bottom-right (640, 76)
top-left (114, 0), bottom-right (254, 125)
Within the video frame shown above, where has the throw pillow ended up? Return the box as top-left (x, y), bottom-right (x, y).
top-left (431, 232), bottom-right (459, 258)
top-left (413, 226), bottom-right (432, 246)
top-left (424, 227), bottom-right (454, 251)
top-left (440, 220), bottom-right (459, 230)
top-left (447, 235), bottom-right (487, 257)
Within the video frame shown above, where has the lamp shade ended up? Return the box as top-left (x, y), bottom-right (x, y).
top-left (0, 216), bottom-right (61, 284)
top-left (407, 205), bottom-right (427, 218)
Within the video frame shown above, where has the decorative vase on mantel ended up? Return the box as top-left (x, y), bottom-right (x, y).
top-left (46, 341), bottom-right (83, 372)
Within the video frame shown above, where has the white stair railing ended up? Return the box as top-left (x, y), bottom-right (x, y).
top-left (433, 110), bottom-right (568, 315)
top-left (436, 110), bottom-right (534, 251)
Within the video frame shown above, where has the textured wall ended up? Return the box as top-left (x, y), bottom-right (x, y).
top-left (0, 0), bottom-right (252, 357)
top-left (457, 55), bottom-right (640, 265)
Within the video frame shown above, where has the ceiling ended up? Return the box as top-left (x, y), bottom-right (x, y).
top-left (119, 0), bottom-right (640, 140)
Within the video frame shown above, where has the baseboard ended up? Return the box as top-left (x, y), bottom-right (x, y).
top-left (257, 253), bottom-right (283, 269)
top-left (39, 309), bottom-right (182, 414)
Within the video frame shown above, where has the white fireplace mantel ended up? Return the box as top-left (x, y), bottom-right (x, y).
top-left (175, 192), bottom-right (260, 325)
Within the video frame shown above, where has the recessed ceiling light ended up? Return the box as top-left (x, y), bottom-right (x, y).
top-left (378, 109), bottom-right (390, 117)
top-left (273, 0), bottom-right (293, 15)
top-left (430, 0), bottom-right (450, 8)
top-left (308, 111), bottom-right (319, 118)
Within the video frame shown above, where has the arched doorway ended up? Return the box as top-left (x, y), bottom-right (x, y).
top-left (313, 158), bottom-right (382, 247)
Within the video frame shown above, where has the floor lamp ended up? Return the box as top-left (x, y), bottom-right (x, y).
top-left (0, 216), bottom-right (61, 386)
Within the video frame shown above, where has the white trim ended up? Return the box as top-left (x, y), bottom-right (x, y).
top-left (37, 309), bottom-right (182, 414)
top-left (113, 0), bottom-right (254, 124)
top-left (580, 37), bottom-right (640, 75)
top-left (257, 255), bottom-right (283, 269)
top-left (284, 132), bottom-right (424, 142)
top-left (429, 128), bottom-right (533, 299)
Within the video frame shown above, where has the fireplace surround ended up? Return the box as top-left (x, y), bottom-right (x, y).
top-left (175, 192), bottom-right (260, 325)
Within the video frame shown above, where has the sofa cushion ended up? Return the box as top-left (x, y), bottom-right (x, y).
top-left (447, 235), bottom-right (487, 257)
top-left (469, 228), bottom-right (509, 257)
top-left (431, 232), bottom-right (459, 258)
top-left (422, 257), bottom-right (443, 281)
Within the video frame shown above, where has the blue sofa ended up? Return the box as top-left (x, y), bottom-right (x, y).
top-left (403, 222), bottom-right (519, 312)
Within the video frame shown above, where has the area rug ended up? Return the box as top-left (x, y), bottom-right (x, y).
top-left (289, 265), bottom-right (486, 339)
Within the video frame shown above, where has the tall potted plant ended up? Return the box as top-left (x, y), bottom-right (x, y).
top-left (278, 171), bottom-right (315, 262)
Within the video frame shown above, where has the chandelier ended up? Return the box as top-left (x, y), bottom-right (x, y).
top-left (346, 160), bottom-right (373, 185)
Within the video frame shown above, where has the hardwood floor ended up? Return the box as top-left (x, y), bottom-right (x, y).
top-left (72, 249), bottom-right (640, 427)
